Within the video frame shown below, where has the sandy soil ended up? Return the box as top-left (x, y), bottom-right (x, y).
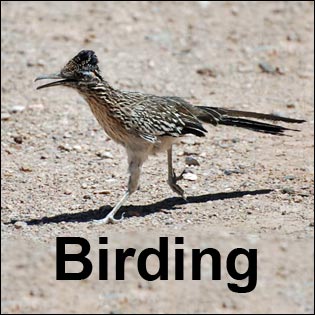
top-left (1, 1), bottom-right (314, 314)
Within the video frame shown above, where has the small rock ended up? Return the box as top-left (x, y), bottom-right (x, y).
top-left (83, 194), bottom-right (91, 200)
top-left (284, 175), bottom-right (295, 180)
top-left (258, 62), bottom-right (284, 75)
top-left (196, 67), bottom-right (217, 78)
top-left (185, 156), bottom-right (200, 166)
top-left (93, 190), bottom-right (111, 195)
top-left (13, 135), bottom-right (23, 144)
top-left (281, 187), bottom-right (295, 194)
top-left (72, 145), bottom-right (82, 152)
top-left (9, 105), bottom-right (25, 113)
top-left (1, 113), bottom-right (11, 120)
top-left (293, 195), bottom-right (303, 203)
top-left (148, 60), bottom-right (155, 68)
top-left (231, 6), bottom-right (239, 16)
top-left (286, 103), bottom-right (296, 109)
top-left (183, 172), bottom-right (198, 181)
top-left (309, 222), bottom-right (314, 227)
top-left (96, 151), bottom-right (113, 159)
top-left (64, 190), bottom-right (72, 195)
top-left (81, 183), bottom-right (88, 189)
top-left (224, 169), bottom-right (243, 175)
top-left (180, 137), bottom-right (196, 145)
top-left (224, 170), bottom-right (232, 176)
top-left (20, 165), bottom-right (32, 172)
top-left (14, 221), bottom-right (27, 229)
top-left (63, 132), bottom-right (72, 139)
top-left (58, 144), bottom-right (71, 152)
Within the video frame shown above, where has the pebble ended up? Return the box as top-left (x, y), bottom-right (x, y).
top-left (20, 165), bottom-right (32, 172)
top-left (281, 187), bottom-right (295, 194)
top-left (185, 156), bottom-right (200, 166)
top-left (196, 67), bottom-right (218, 78)
top-left (13, 135), bottom-right (23, 144)
top-left (14, 221), bottom-right (27, 229)
top-left (284, 175), bottom-right (296, 180)
top-left (63, 132), bottom-right (72, 139)
top-left (224, 169), bottom-right (243, 175)
top-left (258, 62), bottom-right (284, 75)
top-left (148, 60), bottom-right (155, 68)
top-left (231, 6), bottom-right (239, 16)
top-left (93, 190), bottom-right (111, 195)
top-left (9, 105), bottom-right (25, 113)
top-left (72, 145), bottom-right (82, 152)
top-left (96, 151), bottom-right (113, 159)
top-left (183, 172), bottom-right (198, 181)
top-left (81, 183), bottom-right (88, 189)
top-left (180, 137), bottom-right (197, 145)
top-left (64, 190), bottom-right (72, 195)
top-left (1, 113), bottom-right (11, 120)
top-left (224, 170), bottom-right (233, 176)
top-left (293, 196), bottom-right (303, 203)
top-left (58, 144), bottom-right (71, 152)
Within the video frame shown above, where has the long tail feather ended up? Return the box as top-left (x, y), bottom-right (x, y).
top-left (197, 106), bottom-right (305, 135)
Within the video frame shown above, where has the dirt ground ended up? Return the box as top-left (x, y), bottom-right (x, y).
top-left (1, 1), bottom-right (314, 314)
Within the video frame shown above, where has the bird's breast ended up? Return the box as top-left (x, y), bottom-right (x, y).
top-left (83, 94), bottom-right (129, 145)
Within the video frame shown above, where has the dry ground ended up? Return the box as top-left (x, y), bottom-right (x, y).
top-left (1, 1), bottom-right (314, 314)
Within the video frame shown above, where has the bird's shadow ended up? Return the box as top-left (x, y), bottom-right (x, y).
top-left (6, 189), bottom-right (273, 226)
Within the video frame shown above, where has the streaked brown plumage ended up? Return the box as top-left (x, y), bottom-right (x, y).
top-left (35, 50), bottom-right (305, 223)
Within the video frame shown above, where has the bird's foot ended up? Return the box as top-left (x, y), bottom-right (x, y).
top-left (94, 212), bottom-right (125, 224)
top-left (168, 171), bottom-right (187, 201)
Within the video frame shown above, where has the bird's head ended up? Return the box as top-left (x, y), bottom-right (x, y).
top-left (35, 50), bottom-right (103, 90)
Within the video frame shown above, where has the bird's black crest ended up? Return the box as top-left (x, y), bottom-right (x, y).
top-left (61, 50), bottom-right (100, 76)
top-left (73, 50), bottom-right (99, 66)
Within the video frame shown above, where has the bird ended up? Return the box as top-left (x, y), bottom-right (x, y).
top-left (35, 50), bottom-right (305, 224)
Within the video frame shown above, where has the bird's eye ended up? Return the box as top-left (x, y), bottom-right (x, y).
top-left (81, 71), bottom-right (94, 79)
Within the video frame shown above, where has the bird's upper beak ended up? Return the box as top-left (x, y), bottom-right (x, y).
top-left (35, 73), bottom-right (73, 90)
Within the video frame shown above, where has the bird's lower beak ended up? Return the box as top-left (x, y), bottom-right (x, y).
top-left (35, 73), bottom-right (72, 90)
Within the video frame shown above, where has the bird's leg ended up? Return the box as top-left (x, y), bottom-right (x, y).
top-left (167, 146), bottom-right (186, 200)
top-left (95, 191), bottom-right (130, 224)
top-left (95, 154), bottom-right (142, 224)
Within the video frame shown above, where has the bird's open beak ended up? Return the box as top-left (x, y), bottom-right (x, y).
top-left (35, 73), bottom-right (73, 90)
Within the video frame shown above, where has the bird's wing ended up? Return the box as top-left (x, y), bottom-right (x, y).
top-left (119, 93), bottom-right (207, 142)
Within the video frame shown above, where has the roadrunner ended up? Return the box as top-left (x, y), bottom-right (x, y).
top-left (35, 50), bottom-right (305, 223)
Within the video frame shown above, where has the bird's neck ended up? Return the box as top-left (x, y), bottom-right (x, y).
top-left (77, 79), bottom-right (128, 144)
top-left (77, 79), bottom-right (121, 105)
